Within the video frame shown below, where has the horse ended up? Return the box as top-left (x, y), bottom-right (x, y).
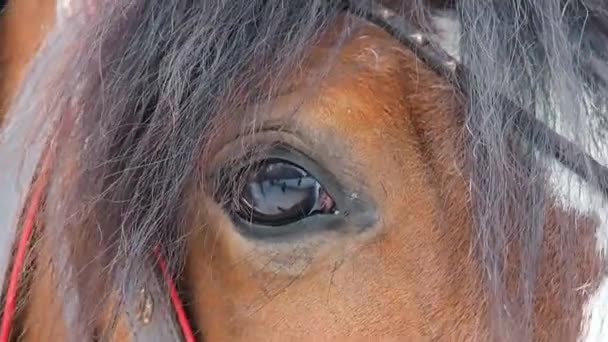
top-left (1, 0), bottom-right (608, 340)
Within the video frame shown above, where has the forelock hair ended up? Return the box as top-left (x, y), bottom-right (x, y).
top-left (459, 0), bottom-right (608, 339)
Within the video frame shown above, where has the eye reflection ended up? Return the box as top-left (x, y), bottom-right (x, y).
top-left (230, 159), bottom-right (337, 226)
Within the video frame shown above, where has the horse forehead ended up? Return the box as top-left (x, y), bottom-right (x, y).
top-left (338, 25), bottom-right (415, 76)
top-left (302, 25), bottom-right (418, 116)
top-left (326, 11), bottom-right (461, 67)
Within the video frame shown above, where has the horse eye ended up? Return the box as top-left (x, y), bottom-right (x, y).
top-left (227, 159), bottom-right (337, 226)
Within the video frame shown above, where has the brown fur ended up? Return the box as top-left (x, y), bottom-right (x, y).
top-left (2, 5), bottom-right (604, 342)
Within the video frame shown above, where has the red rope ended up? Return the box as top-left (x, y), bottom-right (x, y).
top-left (0, 147), bottom-right (195, 341)
top-left (153, 246), bottom-right (197, 342)
top-left (0, 149), bottom-right (52, 342)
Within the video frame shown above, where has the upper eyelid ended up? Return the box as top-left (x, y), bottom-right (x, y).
top-left (206, 128), bottom-right (368, 207)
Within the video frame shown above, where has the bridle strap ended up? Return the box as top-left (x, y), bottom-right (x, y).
top-left (154, 247), bottom-right (197, 342)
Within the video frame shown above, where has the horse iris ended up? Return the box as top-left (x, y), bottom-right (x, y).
top-left (234, 160), bottom-right (336, 226)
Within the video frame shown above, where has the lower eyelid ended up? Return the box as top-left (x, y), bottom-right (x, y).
top-left (233, 214), bottom-right (348, 241)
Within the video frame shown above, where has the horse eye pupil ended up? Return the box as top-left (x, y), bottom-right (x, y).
top-left (234, 160), bottom-right (335, 226)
